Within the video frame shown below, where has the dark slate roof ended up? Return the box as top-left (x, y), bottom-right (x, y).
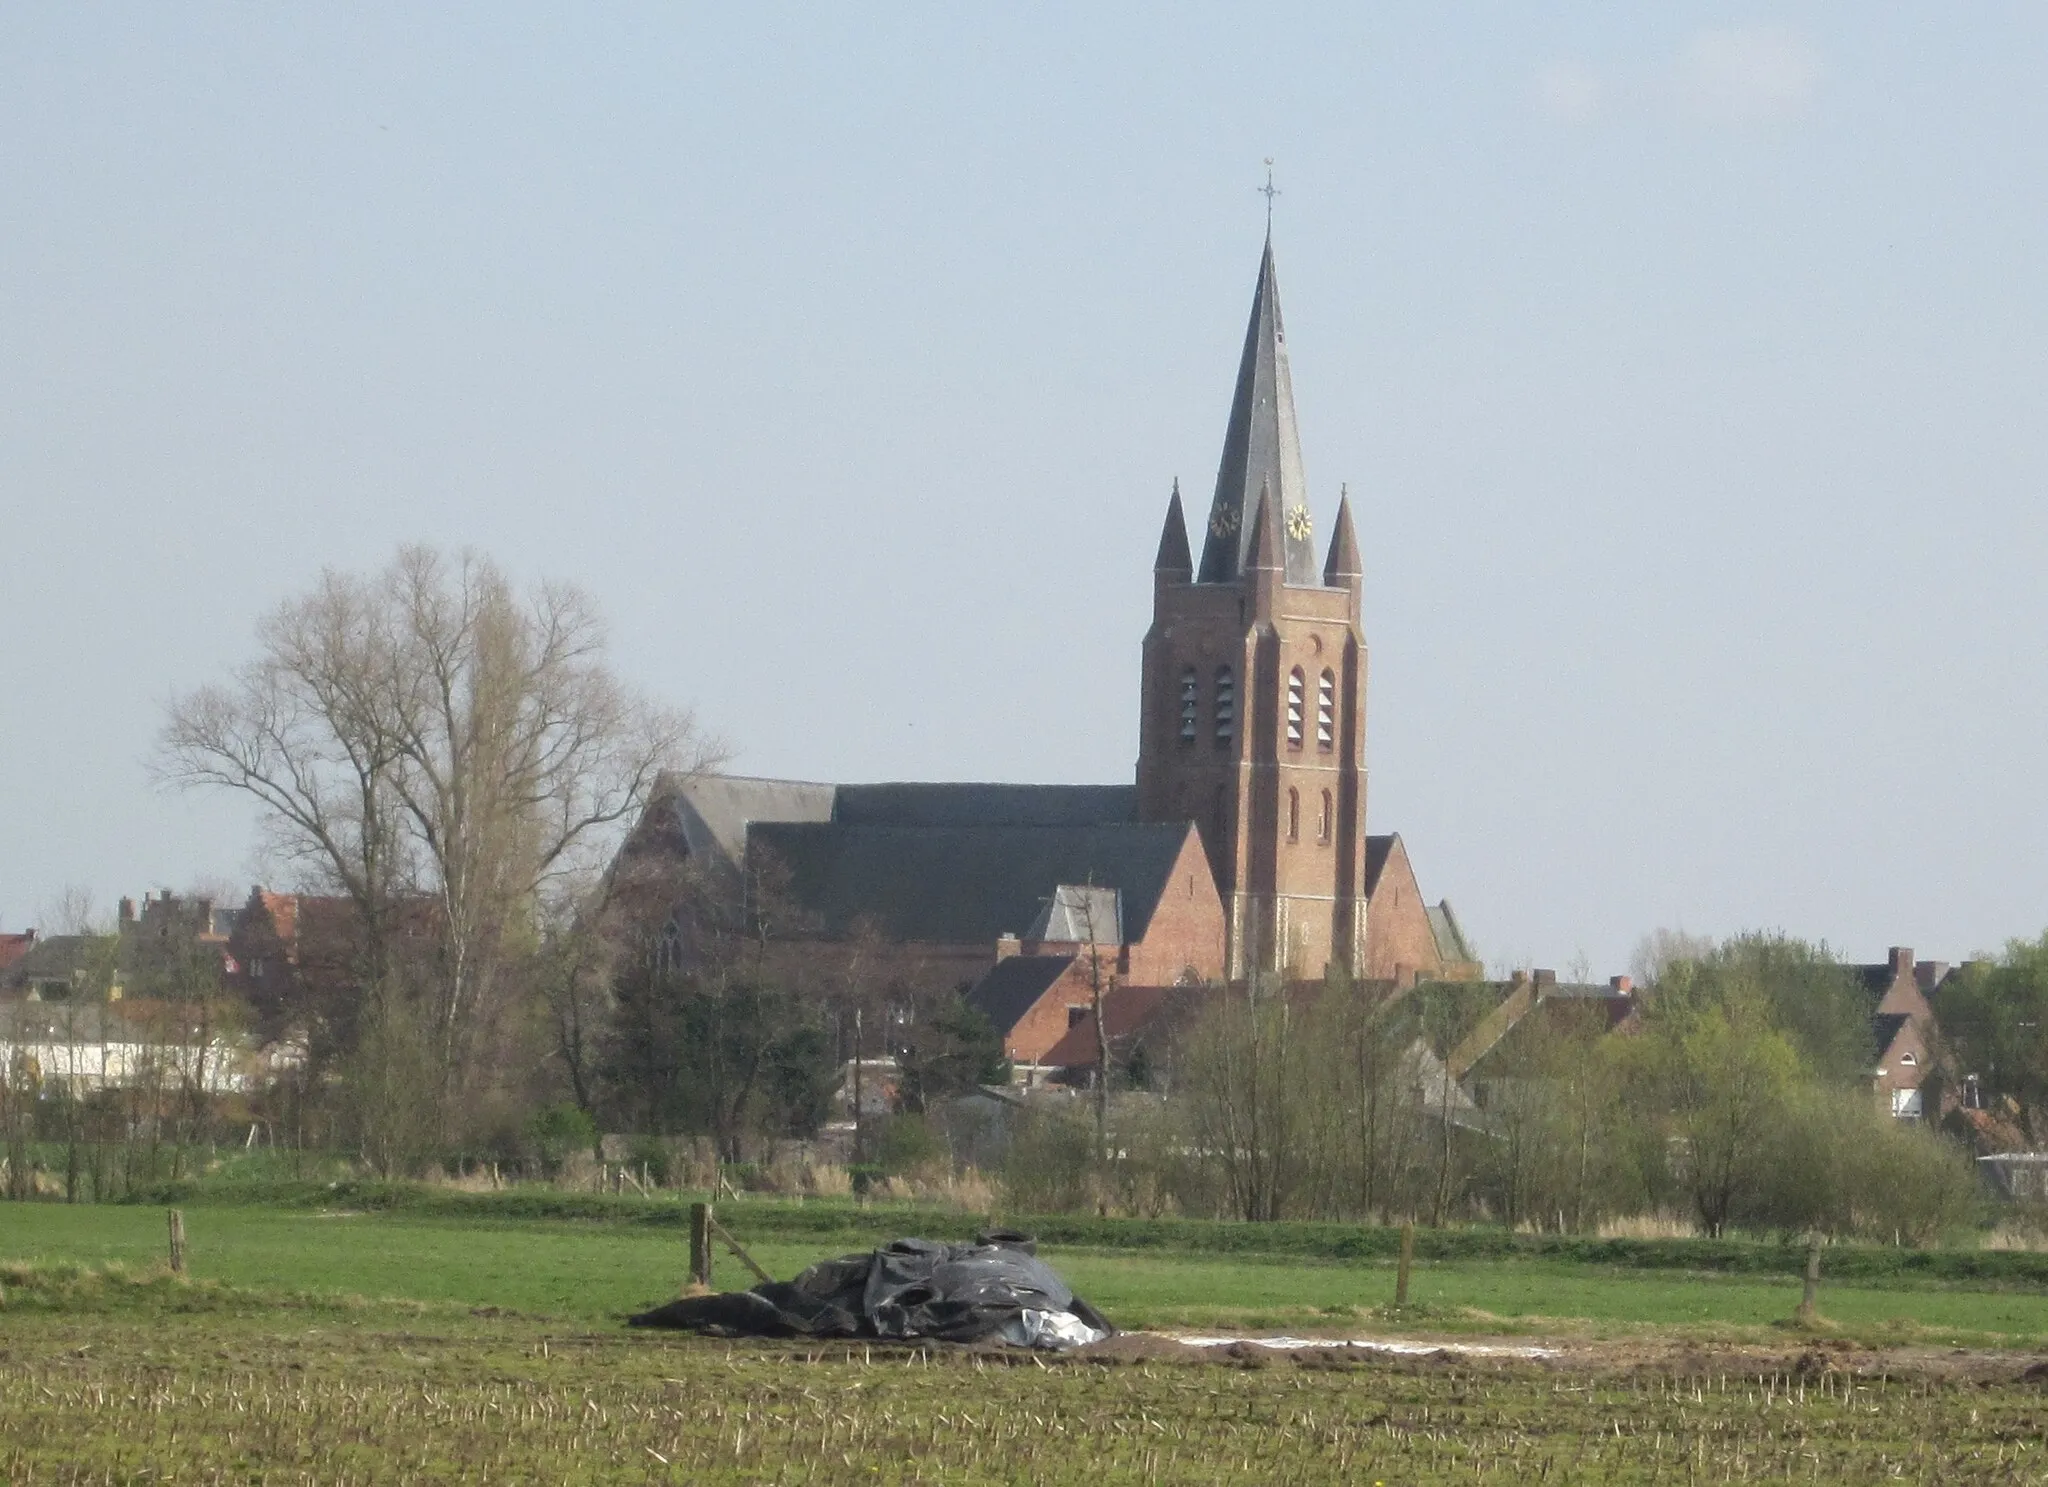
top-left (1153, 482), bottom-right (1193, 577)
top-left (1197, 233), bottom-right (1318, 587)
top-left (1427, 900), bottom-right (1473, 964)
top-left (748, 821), bottom-right (1194, 945)
top-left (656, 773), bottom-right (837, 874)
top-left (965, 955), bottom-right (1076, 1036)
top-left (831, 784), bottom-right (1135, 829)
top-left (0, 934), bottom-right (101, 992)
top-left (1363, 834), bottom-right (1397, 894)
top-left (1323, 493), bottom-right (1362, 583)
top-left (1872, 1012), bottom-right (1912, 1059)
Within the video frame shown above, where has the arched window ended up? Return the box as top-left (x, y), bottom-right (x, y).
top-left (1318, 789), bottom-right (1333, 844)
top-left (1287, 787), bottom-right (1300, 842)
top-left (1213, 665), bottom-right (1235, 745)
top-left (1286, 667), bottom-right (1305, 748)
top-left (1317, 670), bottom-right (1336, 750)
top-left (1178, 666), bottom-right (1198, 743)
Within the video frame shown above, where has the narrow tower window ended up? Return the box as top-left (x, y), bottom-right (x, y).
top-left (1318, 789), bottom-right (1333, 844)
top-left (1178, 667), bottom-right (1198, 743)
top-left (1286, 668), bottom-right (1305, 748)
top-left (1213, 666), bottom-right (1235, 745)
top-left (1317, 669), bottom-right (1336, 750)
top-left (1287, 787), bottom-right (1300, 842)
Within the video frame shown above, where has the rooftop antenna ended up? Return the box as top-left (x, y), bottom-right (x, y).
top-left (1258, 158), bottom-right (1280, 230)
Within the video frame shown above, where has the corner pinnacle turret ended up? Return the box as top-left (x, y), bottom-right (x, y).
top-left (1153, 479), bottom-right (1193, 579)
top-left (1197, 232), bottom-right (1318, 587)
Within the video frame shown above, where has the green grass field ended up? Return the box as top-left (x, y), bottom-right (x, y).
top-left (10, 1197), bottom-right (2048, 1345)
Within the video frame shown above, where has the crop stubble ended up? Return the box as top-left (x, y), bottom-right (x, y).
top-left (8, 1307), bottom-right (2048, 1484)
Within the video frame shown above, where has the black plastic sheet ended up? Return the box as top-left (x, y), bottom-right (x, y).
top-left (629, 1230), bottom-right (1113, 1347)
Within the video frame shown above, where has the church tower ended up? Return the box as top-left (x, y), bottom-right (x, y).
top-left (1135, 234), bottom-right (1369, 979)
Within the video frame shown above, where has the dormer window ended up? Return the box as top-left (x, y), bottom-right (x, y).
top-left (1178, 667), bottom-right (1198, 743)
top-left (1317, 670), bottom-right (1336, 750)
top-left (1286, 668), bottom-right (1305, 748)
top-left (1214, 666), bottom-right (1235, 745)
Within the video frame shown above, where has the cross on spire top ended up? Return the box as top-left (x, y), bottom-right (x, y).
top-left (1258, 159), bottom-right (1280, 228)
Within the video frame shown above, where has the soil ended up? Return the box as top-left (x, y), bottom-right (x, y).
top-left (1069, 1328), bottom-right (2048, 1383)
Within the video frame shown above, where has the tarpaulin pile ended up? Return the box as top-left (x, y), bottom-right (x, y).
top-left (629, 1231), bottom-right (1113, 1349)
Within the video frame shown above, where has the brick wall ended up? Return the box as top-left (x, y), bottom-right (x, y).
top-left (1361, 836), bottom-right (1443, 982)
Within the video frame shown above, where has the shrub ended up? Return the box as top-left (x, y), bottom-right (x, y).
top-left (525, 1104), bottom-right (598, 1179)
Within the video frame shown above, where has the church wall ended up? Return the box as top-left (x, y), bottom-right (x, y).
top-left (1360, 837), bottom-right (1444, 983)
top-left (1123, 828), bottom-right (1229, 985)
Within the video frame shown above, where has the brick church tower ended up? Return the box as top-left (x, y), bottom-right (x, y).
top-left (1136, 233), bottom-right (1368, 979)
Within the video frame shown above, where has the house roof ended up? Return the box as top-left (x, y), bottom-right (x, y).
top-left (1, 934), bottom-right (105, 992)
top-left (1027, 885), bottom-right (1122, 944)
top-left (1039, 985), bottom-right (1179, 1068)
top-left (749, 821), bottom-right (1196, 946)
top-left (1363, 834), bottom-right (1398, 894)
top-left (964, 955), bottom-right (1077, 1036)
top-left (1426, 901), bottom-right (1473, 964)
top-left (0, 932), bottom-right (36, 972)
top-left (1872, 1012), bottom-right (1914, 1061)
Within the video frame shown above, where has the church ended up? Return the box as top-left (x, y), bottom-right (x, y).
top-left (622, 232), bottom-right (1477, 1062)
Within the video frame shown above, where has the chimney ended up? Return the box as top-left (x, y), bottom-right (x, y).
top-left (1610, 975), bottom-right (1634, 994)
top-left (1509, 969), bottom-right (1530, 987)
top-left (995, 933), bottom-right (1021, 962)
top-left (118, 897), bottom-right (135, 926)
top-left (1915, 960), bottom-right (1950, 993)
top-left (1532, 969), bottom-right (1557, 988)
top-left (1889, 946), bottom-right (1914, 978)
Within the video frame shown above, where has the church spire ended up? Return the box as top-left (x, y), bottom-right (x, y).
top-left (1153, 479), bottom-right (1192, 579)
top-left (1197, 232), bottom-right (1317, 587)
top-left (1323, 484), bottom-right (1362, 587)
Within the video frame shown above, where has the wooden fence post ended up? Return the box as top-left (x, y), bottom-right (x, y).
top-left (167, 1209), bottom-right (186, 1274)
top-left (689, 1201), bottom-right (713, 1289)
top-left (1795, 1231), bottom-right (1823, 1323)
top-left (1395, 1221), bottom-right (1414, 1307)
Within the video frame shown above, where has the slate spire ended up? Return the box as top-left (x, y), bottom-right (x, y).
top-left (1242, 477), bottom-right (1283, 574)
top-left (1323, 484), bottom-right (1362, 587)
top-left (1153, 478), bottom-right (1193, 579)
top-left (1197, 231), bottom-right (1317, 586)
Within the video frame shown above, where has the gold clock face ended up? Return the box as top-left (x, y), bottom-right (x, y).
top-left (1209, 506), bottom-right (1240, 539)
top-left (1286, 504), bottom-right (1313, 542)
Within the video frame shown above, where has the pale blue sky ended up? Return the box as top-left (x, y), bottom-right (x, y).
top-left (5, 5), bottom-right (2046, 974)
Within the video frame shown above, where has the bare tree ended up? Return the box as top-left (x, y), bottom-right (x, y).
top-left (156, 545), bottom-right (721, 1149)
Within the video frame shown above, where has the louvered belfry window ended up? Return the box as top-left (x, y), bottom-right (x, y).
top-left (1214, 666), bottom-right (1235, 744)
top-left (1286, 668), bottom-right (1305, 748)
top-left (1178, 667), bottom-right (1199, 742)
top-left (1317, 669), bottom-right (1336, 750)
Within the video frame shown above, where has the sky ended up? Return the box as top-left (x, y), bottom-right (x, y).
top-left (5, 5), bottom-right (2047, 976)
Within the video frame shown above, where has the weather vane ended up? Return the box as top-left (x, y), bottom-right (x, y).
top-left (1259, 159), bottom-right (1280, 227)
